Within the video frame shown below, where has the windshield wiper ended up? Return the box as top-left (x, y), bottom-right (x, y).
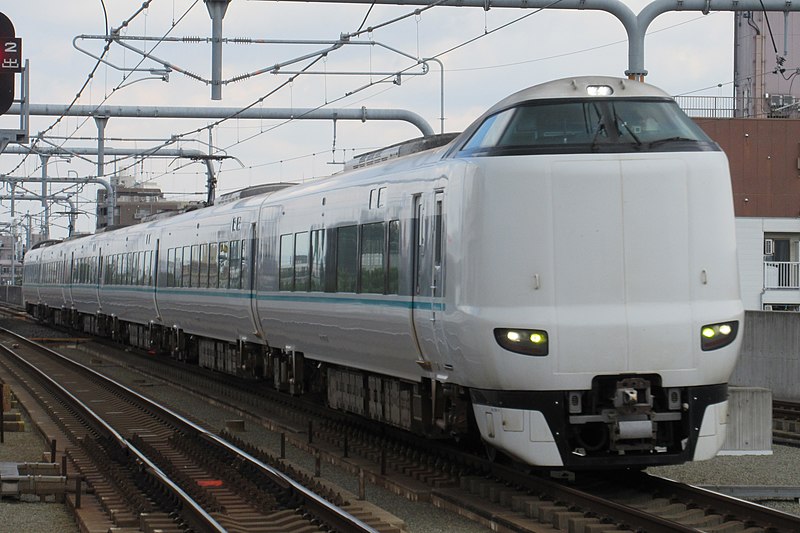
top-left (611, 107), bottom-right (642, 149)
top-left (617, 121), bottom-right (643, 148)
top-left (647, 136), bottom-right (698, 148)
top-left (590, 121), bottom-right (607, 151)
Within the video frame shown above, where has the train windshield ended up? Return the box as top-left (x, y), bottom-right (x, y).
top-left (457, 98), bottom-right (718, 156)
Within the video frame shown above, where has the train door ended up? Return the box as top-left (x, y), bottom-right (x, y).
top-left (411, 190), bottom-right (447, 363)
top-left (96, 249), bottom-right (102, 310)
top-left (152, 239), bottom-right (161, 319)
top-left (247, 221), bottom-right (265, 340)
top-left (68, 251), bottom-right (75, 305)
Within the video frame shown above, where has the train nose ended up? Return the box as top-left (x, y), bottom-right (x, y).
top-left (551, 158), bottom-right (695, 374)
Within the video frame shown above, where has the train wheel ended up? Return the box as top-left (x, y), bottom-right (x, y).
top-left (483, 442), bottom-right (499, 462)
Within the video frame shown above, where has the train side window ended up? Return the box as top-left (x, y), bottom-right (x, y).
top-left (377, 187), bottom-right (387, 208)
top-left (174, 248), bottom-right (184, 288)
top-left (191, 244), bottom-right (201, 288)
top-left (134, 252), bottom-right (142, 285)
top-left (239, 240), bottom-right (247, 290)
top-left (182, 245), bottom-right (191, 288)
top-left (279, 234), bottom-right (294, 291)
top-left (143, 251), bottom-right (150, 286)
top-left (336, 225), bottom-right (358, 292)
top-left (199, 244), bottom-right (208, 288)
top-left (360, 222), bottom-right (385, 294)
top-left (310, 229), bottom-right (326, 291)
top-left (388, 220), bottom-right (400, 294)
top-left (460, 108), bottom-right (515, 153)
top-left (229, 240), bottom-right (242, 290)
top-left (434, 195), bottom-right (444, 267)
top-left (209, 243), bottom-right (219, 288)
top-left (218, 242), bottom-right (230, 289)
top-left (119, 253), bottom-right (125, 285)
top-left (294, 231), bottom-right (310, 291)
top-left (167, 248), bottom-right (175, 287)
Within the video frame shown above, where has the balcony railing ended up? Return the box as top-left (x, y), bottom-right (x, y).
top-left (764, 261), bottom-right (800, 289)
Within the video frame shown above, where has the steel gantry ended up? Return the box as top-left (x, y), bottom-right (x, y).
top-left (249, 0), bottom-right (800, 81)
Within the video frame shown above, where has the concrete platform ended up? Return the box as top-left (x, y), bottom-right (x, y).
top-left (719, 387), bottom-right (772, 456)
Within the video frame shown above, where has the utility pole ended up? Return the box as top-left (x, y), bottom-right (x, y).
top-left (205, 0), bottom-right (232, 100)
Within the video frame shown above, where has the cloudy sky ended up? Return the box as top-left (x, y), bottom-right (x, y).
top-left (0, 1), bottom-right (736, 237)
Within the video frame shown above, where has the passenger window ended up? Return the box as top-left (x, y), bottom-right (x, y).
top-left (144, 251), bottom-right (151, 286)
top-left (240, 240), bottom-right (247, 289)
top-left (377, 187), bottom-right (387, 208)
top-left (388, 220), bottom-right (400, 294)
top-left (191, 245), bottom-right (201, 288)
top-left (279, 234), bottom-right (294, 291)
top-left (182, 246), bottom-right (191, 287)
top-left (174, 248), bottom-right (184, 287)
top-left (218, 242), bottom-right (230, 288)
top-left (294, 232), bottom-right (310, 291)
top-left (310, 229), bottom-right (326, 291)
top-left (229, 240), bottom-right (241, 290)
top-left (360, 222), bottom-right (385, 294)
top-left (336, 226), bottom-right (358, 292)
top-left (167, 249), bottom-right (175, 287)
top-left (199, 244), bottom-right (208, 288)
top-left (208, 243), bottom-right (219, 288)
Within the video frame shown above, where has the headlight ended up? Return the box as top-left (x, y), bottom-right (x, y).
top-left (700, 321), bottom-right (739, 351)
top-left (494, 328), bottom-right (549, 356)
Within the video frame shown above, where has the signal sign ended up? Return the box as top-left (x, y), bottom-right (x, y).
top-left (0, 12), bottom-right (19, 115)
top-left (0, 38), bottom-right (21, 72)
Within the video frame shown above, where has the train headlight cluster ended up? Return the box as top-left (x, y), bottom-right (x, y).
top-left (494, 328), bottom-right (549, 356)
top-left (586, 85), bottom-right (614, 96)
top-left (700, 321), bottom-right (739, 351)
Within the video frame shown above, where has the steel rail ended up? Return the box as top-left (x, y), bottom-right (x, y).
top-left (642, 472), bottom-right (800, 532)
top-left (0, 326), bottom-right (378, 533)
top-left (0, 327), bottom-right (227, 533)
top-left (494, 463), bottom-right (700, 533)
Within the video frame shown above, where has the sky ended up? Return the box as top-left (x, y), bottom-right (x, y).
top-left (0, 0), bottom-right (738, 238)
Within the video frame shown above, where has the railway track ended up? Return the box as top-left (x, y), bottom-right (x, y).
top-left (773, 399), bottom-right (800, 446)
top-left (2, 310), bottom-right (800, 532)
top-left (0, 326), bottom-right (382, 533)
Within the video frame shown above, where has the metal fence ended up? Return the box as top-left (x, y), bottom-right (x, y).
top-left (764, 261), bottom-right (800, 289)
top-left (0, 285), bottom-right (21, 306)
top-left (674, 95), bottom-right (800, 119)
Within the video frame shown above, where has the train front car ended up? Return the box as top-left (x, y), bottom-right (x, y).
top-left (450, 77), bottom-right (743, 468)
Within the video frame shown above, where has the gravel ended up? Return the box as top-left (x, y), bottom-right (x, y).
top-left (648, 446), bottom-right (800, 516)
top-left (0, 411), bottom-right (81, 533)
top-left (2, 320), bottom-right (799, 531)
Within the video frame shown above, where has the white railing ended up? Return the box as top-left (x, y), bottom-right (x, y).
top-left (764, 261), bottom-right (800, 289)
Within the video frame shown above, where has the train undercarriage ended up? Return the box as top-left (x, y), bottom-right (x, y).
top-left (30, 304), bottom-right (473, 442)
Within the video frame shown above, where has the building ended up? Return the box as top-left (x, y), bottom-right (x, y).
top-left (693, 117), bottom-right (800, 311)
top-left (734, 11), bottom-right (800, 118)
top-left (96, 175), bottom-right (203, 230)
top-left (0, 231), bottom-right (45, 285)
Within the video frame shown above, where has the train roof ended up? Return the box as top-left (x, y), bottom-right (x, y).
top-left (485, 76), bottom-right (671, 115)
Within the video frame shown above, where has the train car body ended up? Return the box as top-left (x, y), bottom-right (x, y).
top-left (22, 76), bottom-right (743, 468)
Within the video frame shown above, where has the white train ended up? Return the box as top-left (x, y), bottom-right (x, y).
top-left (22, 76), bottom-right (743, 468)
